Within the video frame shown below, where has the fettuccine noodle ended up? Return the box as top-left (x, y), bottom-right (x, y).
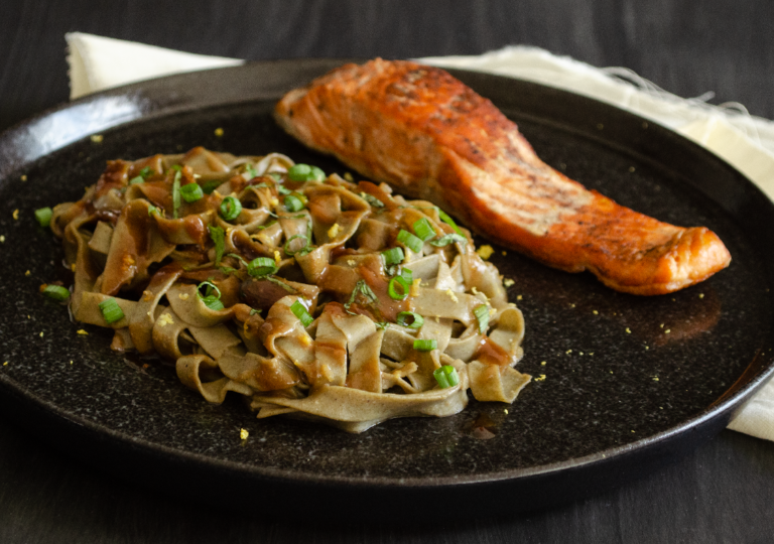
top-left (49, 147), bottom-right (530, 432)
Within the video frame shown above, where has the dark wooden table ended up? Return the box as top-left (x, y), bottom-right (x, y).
top-left (2, 1), bottom-right (774, 542)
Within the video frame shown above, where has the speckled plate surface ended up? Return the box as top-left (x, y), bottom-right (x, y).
top-left (1, 60), bottom-right (773, 519)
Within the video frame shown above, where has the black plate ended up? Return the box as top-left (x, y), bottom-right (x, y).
top-left (1, 60), bottom-right (773, 520)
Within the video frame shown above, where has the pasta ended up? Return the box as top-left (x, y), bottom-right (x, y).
top-left (47, 146), bottom-right (531, 433)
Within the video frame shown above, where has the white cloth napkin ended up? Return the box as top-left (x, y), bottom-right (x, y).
top-left (65, 32), bottom-right (774, 441)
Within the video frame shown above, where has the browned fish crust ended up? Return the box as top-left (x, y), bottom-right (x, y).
top-left (274, 59), bottom-right (731, 295)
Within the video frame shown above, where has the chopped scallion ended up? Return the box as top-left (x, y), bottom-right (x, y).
top-left (201, 179), bottom-right (222, 194)
top-left (437, 208), bottom-right (464, 236)
top-left (148, 205), bottom-right (161, 217)
top-left (129, 176), bottom-right (144, 185)
top-left (267, 172), bottom-right (283, 182)
top-left (138, 166), bottom-right (154, 178)
top-left (180, 183), bottom-right (204, 203)
top-left (396, 229), bottom-right (423, 254)
top-left (284, 194), bottom-right (304, 212)
top-left (344, 279), bottom-right (379, 314)
top-left (388, 275), bottom-right (410, 300)
top-left (413, 218), bottom-right (436, 241)
top-left (290, 300), bottom-right (314, 327)
top-left (382, 247), bottom-right (404, 267)
top-left (197, 281), bottom-right (224, 311)
top-left (414, 339), bottom-right (438, 352)
top-left (201, 296), bottom-right (224, 311)
top-left (287, 164), bottom-right (325, 182)
top-left (172, 170), bottom-right (182, 219)
top-left (277, 184), bottom-right (292, 196)
top-left (430, 233), bottom-right (467, 247)
top-left (34, 207), bottom-right (52, 227)
top-left (42, 284), bottom-right (69, 301)
top-left (245, 164), bottom-right (258, 179)
top-left (247, 257), bottom-right (278, 277)
top-left (360, 192), bottom-right (385, 208)
top-left (208, 225), bottom-right (225, 265)
top-left (433, 365), bottom-right (460, 388)
top-left (98, 297), bottom-right (125, 324)
top-left (400, 267), bottom-right (413, 284)
top-left (474, 304), bottom-right (490, 334)
top-left (396, 311), bottom-right (424, 329)
top-left (219, 196), bottom-right (242, 221)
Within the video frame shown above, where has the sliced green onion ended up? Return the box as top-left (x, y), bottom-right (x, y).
top-left (129, 176), bottom-right (144, 185)
top-left (277, 184), bottom-right (292, 196)
top-left (344, 279), bottom-right (379, 314)
top-left (208, 225), bottom-right (225, 265)
top-left (170, 164), bottom-right (183, 171)
top-left (375, 321), bottom-right (389, 330)
top-left (396, 229), bottom-right (423, 254)
top-left (42, 284), bottom-right (69, 301)
top-left (34, 207), bottom-right (52, 227)
top-left (247, 257), bottom-right (278, 277)
top-left (180, 183), bottom-right (204, 203)
top-left (430, 233), bottom-right (467, 247)
top-left (138, 166), bottom-right (154, 178)
top-left (396, 311), bottom-right (424, 329)
top-left (201, 296), bottom-right (224, 311)
top-left (284, 234), bottom-right (311, 256)
top-left (284, 194), bottom-right (304, 212)
top-left (148, 205), bottom-right (161, 217)
top-left (172, 171), bottom-right (182, 219)
top-left (382, 247), bottom-right (405, 267)
top-left (400, 267), bottom-right (413, 284)
top-left (413, 218), bottom-right (437, 242)
top-left (360, 192), bottom-right (385, 208)
top-left (201, 179), bottom-right (222, 194)
top-left (433, 365), bottom-right (460, 388)
top-left (219, 196), bottom-right (242, 221)
top-left (437, 208), bottom-right (464, 236)
top-left (249, 308), bottom-right (262, 316)
top-left (245, 164), bottom-right (258, 179)
top-left (388, 275), bottom-right (410, 300)
top-left (197, 281), bottom-right (221, 299)
top-left (267, 172), bottom-right (283, 182)
top-left (414, 339), bottom-right (438, 352)
top-left (98, 297), bottom-right (125, 324)
top-left (290, 300), bottom-right (314, 327)
top-left (473, 304), bottom-right (489, 334)
top-left (287, 164), bottom-right (325, 182)
top-left (266, 276), bottom-right (296, 292)
top-left (474, 304), bottom-right (490, 334)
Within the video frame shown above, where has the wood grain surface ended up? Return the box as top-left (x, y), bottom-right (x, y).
top-left (2, 1), bottom-right (774, 542)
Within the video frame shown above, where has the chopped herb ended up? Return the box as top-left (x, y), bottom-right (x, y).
top-left (34, 207), bottom-right (52, 227)
top-left (172, 170), bottom-right (182, 219)
top-left (266, 276), bottom-right (296, 292)
top-left (201, 179), bottom-right (222, 194)
top-left (396, 229), bottom-right (423, 254)
top-left (219, 196), bottom-right (242, 221)
top-left (180, 183), bottom-right (204, 203)
top-left (249, 308), bottom-right (261, 316)
top-left (375, 321), bottom-right (389, 330)
top-left (433, 365), bottom-right (459, 387)
top-left (430, 233), bottom-right (467, 247)
top-left (437, 208), bottom-right (464, 236)
top-left (245, 164), bottom-right (258, 179)
top-left (412, 218), bottom-right (436, 241)
top-left (400, 268), bottom-right (413, 285)
top-left (414, 339), bottom-right (438, 352)
top-left (148, 205), bottom-right (161, 217)
top-left (42, 284), bottom-right (69, 302)
top-left (290, 300), bottom-right (314, 327)
top-left (208, 225), bottom-right (225, 265)
top-left (344, 280), bottom-right (379, 314)
top-left (247, 257), bottom-right (278, 277)
top-left (98, 297), bottom-right (125, 324)
top-left (360, 192), bottom-right (385, 208)
top-left (277, 184), bottom-right (292, 196)
top-left (473, 304), bottom-right (490, 334)
top-left (396, 311), bottom-right (423, 329)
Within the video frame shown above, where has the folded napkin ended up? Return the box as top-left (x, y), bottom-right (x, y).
top-left (65, 32), bottom-right (774, 441)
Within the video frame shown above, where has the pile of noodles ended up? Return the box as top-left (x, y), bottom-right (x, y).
top-left (51, 147), bottom-right (530, 432)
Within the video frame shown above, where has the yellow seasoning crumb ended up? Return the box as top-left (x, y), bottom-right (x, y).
top-left (631, 430), bottom-right (636, 433)
top-left (240, 428), bottom-right (249, 440)
top-left (596, 123), bottom-right (604, 130)
top-left (652, 376), bottom-right (659, 382)
top-left (579, 351), bottom-right (584, 356)
top-left (39, 332), bottom-right (44, 337)
top-left (476, 245), bottom-right (494, 260)
top-left (3, 362), bottom-right (7, 366)
top-left (503, 279), bottom-right (515, 288)
top-left (566, 349), bottom-right (572, 355)
top-left (501, 250), bottom-right (507, 256)
top-left (299, 334), bottom-right (312, 347)
top-left (516, 294), bottom-right (523, 301)
top-left (25, 270), bottom-right (31, 276)
top-left (327, 223), bottom-right (340, 239)
top-left (568, 303), bottom-right (576, 308)
top-left (0, 235), bottom-right (5, 243)
top-left (665, 329), bottom-right (671, 334)
top-left (70, 263), bottom-right (76, 271)
top-left (645, 345), bottom-right (649, 350)
top-left (625, 328), bottom-right (631, 334)
top-left (660, 323), bottom-right (664, 328)
top-left (629, 166), bottom-right (636, 173)
top-left (157, 313), bottom-right (174, 327)
top-left (593, 310), bottom-right (598, 315)
top-left (410, 278), bottom-right (422, 297)
top-left (609, 370), bottom-right (613, 374)
top-left (541, 361), bottom-right (547, 366)
top-left (699, 293), bottom-right (704, 299)
top-left (214, 127), bottom-right (224, 137)
top-left (347, 259), bottom-right (356, 266)
top-left (534, 374), bottom-right (546, 382)
top-left (504, 409), bottom-right (508, 414)
top-left (69, 360), bottom-right (73, 365)
top-left (20, 175), bottom-right (27, 182)
top-left (90, 134), bottom-right (103, 143)
top-left (13, 209), bottom-right (19, 220)
top-left (270, 197), bottom-right (279, 207)
top-left (445, 289), bottom-right (459, 303)
top-left (274, 250), bottom-right (281, 266)
top-left (343, 172), bottom-right (354, 182)
top-left (76, 329), bottom-right (89, 335)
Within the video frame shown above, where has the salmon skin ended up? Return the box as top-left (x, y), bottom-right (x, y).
top-left (274, 59), bottom-right (731, 295)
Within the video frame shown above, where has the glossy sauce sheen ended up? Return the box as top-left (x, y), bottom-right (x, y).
top-left (274, 59), bottom-right (732, 295)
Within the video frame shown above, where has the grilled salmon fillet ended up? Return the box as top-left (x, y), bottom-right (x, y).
top-left (274, 59), bottom-right (731, 295)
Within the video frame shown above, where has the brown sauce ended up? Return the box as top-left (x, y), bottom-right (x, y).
top-left (475, 337), bottom-right (510, 367)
